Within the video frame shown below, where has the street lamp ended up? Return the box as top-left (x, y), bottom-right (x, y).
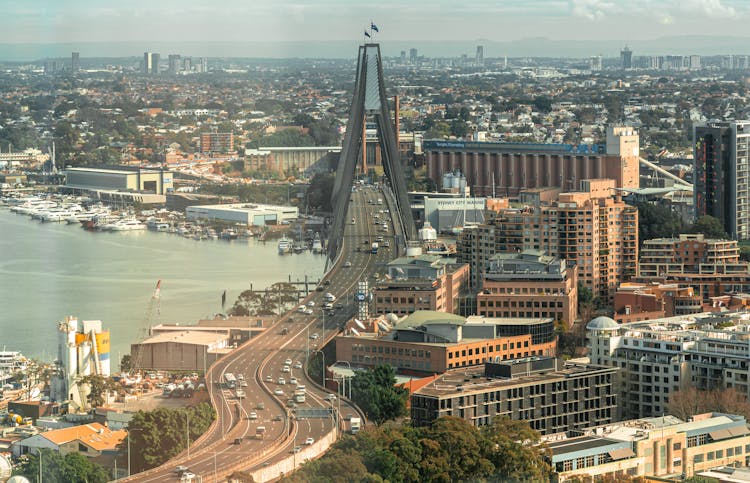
top-left (126, 428), bottom-right (143, 477)
top-left (310, 350), bottom-right (326, 388)
top-left (333, 361), bottom-right (353, 400)
top-left (186, 412), bottom-right (191, 459)
top-left (35, 448), bottom-right (42, 483)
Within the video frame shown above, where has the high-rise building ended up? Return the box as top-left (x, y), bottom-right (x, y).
top-left (200, 132), bottom-right (234, 154)
top-left (71, 52), bottom-right (80, 73)
top-left (400, 50), bottom-right (406, 63)
top-left (475, 45), bottom-right (484, 65)
top-left (409, 48), bottom-right (418, 63)
top-left (457, 179), bottom-right (638, 301)
top-left (168, 54), bottom-right (181, 75)
top-left (620, 46), bottom-right (632, 69)
top-left (589, 55), bottom-right (602, 71)
top-left (689, 55), bottom-right (701, 70)
top-left (143, 52), bottom-right (160, 74)
top-left (694, 121), bottom-right (750, 239)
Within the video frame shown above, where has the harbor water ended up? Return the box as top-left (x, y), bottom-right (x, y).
top-left (0, 209), bottom-right (327, 365)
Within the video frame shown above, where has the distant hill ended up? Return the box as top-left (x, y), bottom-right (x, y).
top-left (1, 36), bottom-right (750, 62)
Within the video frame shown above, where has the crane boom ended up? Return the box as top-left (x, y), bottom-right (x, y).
top-left (130, 280), bottom-right (162, 375)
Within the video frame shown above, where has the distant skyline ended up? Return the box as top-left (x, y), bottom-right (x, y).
top-left (5, 0), bottom-right (750, 44)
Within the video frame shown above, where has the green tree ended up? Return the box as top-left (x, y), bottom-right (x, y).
top-left (120, 354), bottom-right (132, 372)
top-left (350, 365), bottom-right (408, 424)
top-left (636, 202), bottom-right (684, 246)
top-left (305, 172), bottom-right (335, 212)
top-left (482, 416), bottom-right (553, 482)
top-left (689, 215), bottom-right (728, 239)
top-left (118, 403), bottom-right (216, 473)
top-left (13, 449), bottom-right (109, 483)
top-left (421, 417), bottom-right (493, 482)
top-left (79, 374), bottom-right (120, 408)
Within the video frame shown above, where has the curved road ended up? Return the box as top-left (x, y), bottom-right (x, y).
top-left (127, 186), bottom-right (397, 482)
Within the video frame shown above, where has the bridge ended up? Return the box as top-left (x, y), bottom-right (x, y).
top-left (328, 42), bottom-right (416, 263)
top-left (125, 43), bottom-right (415, 482)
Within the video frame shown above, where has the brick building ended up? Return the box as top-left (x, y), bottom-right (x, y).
top-left (372, 255), bottom-right (470, 316)
top-left (458, 179), bottom-right (638, 301)
top-left (335, 311), bottom-right (557, 374)
top-left (478, 250), bottom-right (578, 328)
top-left (200, 132), bottom-right (234, 154)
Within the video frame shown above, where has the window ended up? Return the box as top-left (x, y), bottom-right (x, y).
top-left (673, 442), bottom-right (681, 451)
top-left (707, 451), bottom-right (714, 461)
top-left (694, 454), bottom-right (704, 463)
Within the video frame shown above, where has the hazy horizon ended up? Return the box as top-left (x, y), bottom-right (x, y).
top-left (5, 35), bottom-right (750, 63)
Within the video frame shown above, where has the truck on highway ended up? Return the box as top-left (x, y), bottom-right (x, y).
top-left (344, 415), bottom-right (361, 434)
top-left (371, 242), bottom-right (379, 254)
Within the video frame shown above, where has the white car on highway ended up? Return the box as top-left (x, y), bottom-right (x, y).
top-left (307, 301), bottom-right (315, 307)
top-left (305, 437), bottom-right (315, 445)
top-left (284, 358), bottom-right (292, 366)
top-left (274, 388), bottom-right (284, 396)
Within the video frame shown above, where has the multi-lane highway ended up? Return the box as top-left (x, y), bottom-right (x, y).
top-left (127, 186), bottom-right (398, 482)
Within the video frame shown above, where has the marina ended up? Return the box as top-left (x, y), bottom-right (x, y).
top-left (0, 207), bottom-right (327, 364)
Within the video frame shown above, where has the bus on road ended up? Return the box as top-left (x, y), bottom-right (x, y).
top-left (224, 373), bottom-right (237, 389)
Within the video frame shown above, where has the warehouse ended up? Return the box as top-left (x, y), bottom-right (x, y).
top-left (185, 203), bottom-right (299, 226)
top-left (65, 167), bottom-right (173, 194)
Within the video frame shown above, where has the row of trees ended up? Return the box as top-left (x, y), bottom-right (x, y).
top-left (637, 202), bottom-right (728, 246)
top-left (283, 416), bottom-right (552, 483)
top-left (13, 450), bottom-right (109, 483)
top-left (118, 403), bottom-right (216, 473)
top-left (229, 282), bottom-right (300, 316)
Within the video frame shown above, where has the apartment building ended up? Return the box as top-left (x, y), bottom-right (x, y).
top-left (478, 250), bottom-right (578, 328)
top-left (636, 234), bottom-right (750, 301)
top-left (410, 357), bottom-right (617, 434)
top-left (200, 132), bottom-right (234, 154)
top-left (588, 311), bottom-right (750, 420)
top-left (372, 255), bottom-right (470, 316)
top-left (335, 311), bottom-right (557, 374)
top-left (694, 121), bottom-right (750, 239)
top-left (639, 234), bottom-right (745, 277)
top-left (457, 179), bottom-right (638, 301)
top-left (548, 413), bottom-right (750, 481)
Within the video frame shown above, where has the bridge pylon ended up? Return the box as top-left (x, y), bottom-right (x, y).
top-left (327, 43), bottom-right (416, 263)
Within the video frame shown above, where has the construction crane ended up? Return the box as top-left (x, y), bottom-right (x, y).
top-left (130, 280), bottom-right (162, 376)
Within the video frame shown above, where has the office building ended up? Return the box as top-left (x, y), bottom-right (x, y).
top-left (458, 179), bottom-right (638, 301)
top-left (475, 45), bottom-right (484, 65)
top-left (200, 132), bottom-right (234, 154)
top-left (168, 54), bottom-right (181, 75)
top-left (410, 357), bottom-right (617, 433)
top-left (409, 48), bottom-right (418, 63)
top-left (478, 250), bottom-right (578, 329)
top-left (689, 55), bottom-right (702, 70)
top-left (143, 52), bottom-right (160, 74)
top-left (425, 126), bottom-right (640, 196)
top-left (71, 52), bottom-right (80, 73)
top-left (548, 413), bottom-right (750, 481)
top-left (372, 255), bottom-right (470, 316)
top-left (65, 167), bottom-right (173, 195)
top-left (588, 311), bottom-right (750, 420)
top-left (694, 121), bottom-right (750, 239)
top-left (621, 46), bottom-right (632, 69)
top-left (590, 55), bottom-right (602, 71)
top-left (335, 311), bottom-right (557, 374)
top-left (423, 196), bottom-right (486, 233)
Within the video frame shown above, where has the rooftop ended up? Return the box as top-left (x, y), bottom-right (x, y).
top-left (40, 422), bottom-right (126, 451)
top-left (135, 330), bottom-right (227, 347)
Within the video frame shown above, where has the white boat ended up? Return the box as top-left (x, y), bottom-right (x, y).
top-left (107, 219), bottom-right (147, 231)
top-left (311, 234), bottom-right (323, 254)
top-left (12, 200), bottom-right (57, 216)
top-left (278, 235), bottom-right (291, 254)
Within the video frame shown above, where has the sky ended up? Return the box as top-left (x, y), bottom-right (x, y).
top-left (3, 0), bottom-right (750, 44)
